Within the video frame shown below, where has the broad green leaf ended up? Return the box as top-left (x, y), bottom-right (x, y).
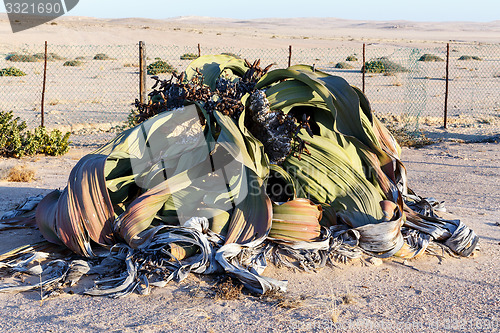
top-left (213, 110), bottom-right (269, 179)
top-left (35, 154), bottom-right (116, 257)
top-left (185, 54), bottom-right (248, 90)
top-left (283, 133), bottom-right (385, 226)
top-left (224, 168), bottom-right (272, 244)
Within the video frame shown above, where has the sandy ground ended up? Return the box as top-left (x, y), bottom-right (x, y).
top-left (2, 15), bottom-right (500, 47)
top-left (0, 15), bottom-right (499, 333)
top-left (0, 138), bottom-right (499, 333)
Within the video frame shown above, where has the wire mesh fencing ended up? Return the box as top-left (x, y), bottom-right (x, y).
top-left (0, 44), bottom-right (138, 129)
top-left (361, 44), bottom-right (500, 130)
top-left (0, 42), bottom-right (498, 135)
top-left (447, 43), bottom-right (500, 120)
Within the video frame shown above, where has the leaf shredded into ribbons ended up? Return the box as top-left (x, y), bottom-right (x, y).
top-left (0, 55), bottom-right (478, 297)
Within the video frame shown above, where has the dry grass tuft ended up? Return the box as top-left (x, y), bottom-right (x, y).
top-left (277, 296), bottom-right (303, 309)
top-left (260, 290), bottom-right (304, 309)
top-left (330, 302), bottom-right (342, 323)
top-left (6, 165), bottom-right (36, 182)
top-left (377, 115), bottom-right (435, 148)
top-left (388, 126), bottom-right (434, 148)
top-left (212, 277), bottom-right (243, 300)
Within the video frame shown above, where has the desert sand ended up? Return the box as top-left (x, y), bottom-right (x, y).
top-left (2, 14), bottom-right (500, 48)
top-left (0, 15), bottom-right (499, 333)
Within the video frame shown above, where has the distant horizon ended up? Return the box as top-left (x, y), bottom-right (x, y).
top-left (1, 0), bottom-right (499, 23)
top-left (59, 15), bottom-right (500, 24)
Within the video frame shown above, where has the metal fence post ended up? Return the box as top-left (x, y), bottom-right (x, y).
top-left (362, 43), bottom-right (366, 94)
top-left (139, 41), bottom-right (147, 104)
top-left (41, 41), bottom-right (48, 127)
top-left (198, 43), bottom-right (201, 58)
top-left (288, 45), bottom-right (292, 68)
top-left (444, 42), bottom-right (450, 129)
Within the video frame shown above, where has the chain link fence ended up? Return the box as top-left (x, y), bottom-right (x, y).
top-left (0, 44), bottom-right (138, 130)
top-left (361, 44), bottom-right (500, 130)
top-left (1, 42), bottom-right (499, 134)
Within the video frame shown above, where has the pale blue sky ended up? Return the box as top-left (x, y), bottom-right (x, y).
top-left (1, 0), bottom-right (499, 22)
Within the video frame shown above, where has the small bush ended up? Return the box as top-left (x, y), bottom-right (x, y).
top-left (334, 62), bottom-right (354, 69)
top-left (0, 111), bottom-right (70, 158)
top-left (147, 60), bottom-right (175, 75)
top-left (0, 67), bottom-right (26, 76)
top-left (346, 55), bottom-right (358, 61)
top-left (49, 53), bottom-right (66, 61)
top-left (33, 53), bottom-right (66, 61)
top-left (418, 54), bottom-right (444, 62)
top-left (6, 53), bottom-right (39, 62)
top-left (63, 60), bottom-right (84, 67)
top-left (32, 53), bottom-right (46, 60)
top-left (75, 56), bottom-right (86, 60)
top-left (364, 57), bottom-right (408, 73)
top-left (93, 53), bottom-right (113, 60)
top-left (180, 53), bottom-right (199, 60)
top-left (458, 55), bottom-right (482, 61)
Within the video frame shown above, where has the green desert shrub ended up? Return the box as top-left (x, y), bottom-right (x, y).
top-left (0, 67), bottom-right (26, 76)
top-left (93, 53), bottom-right (113, 60)
top-left (6, 53), bottom-right (39, 62)
top-left (363, 60), bottom-right (385, 73)
top-left (63, 60), bottom-right (84, 67)
top-left (346, 55), bottom-right (358, 61)
top-left (458, 55), bottom-right (482, 61)
top-left (334, 62), bottom-right (354, 69)
top-left (418, 54), bottom-right (444, 62)
top-left (180, 53), bottom-right (199, 60)
top-left (0, 111), bottom-right (71, 157)
top-left (147, 60), bottom-right (175, 75)
top-left (32, 53), bottom-right (45, 60)
top-left (364, 57), bottom-right (408, 73)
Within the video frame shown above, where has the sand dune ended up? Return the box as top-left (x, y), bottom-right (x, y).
top-left (1, 14), bottom-right (499, 49)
